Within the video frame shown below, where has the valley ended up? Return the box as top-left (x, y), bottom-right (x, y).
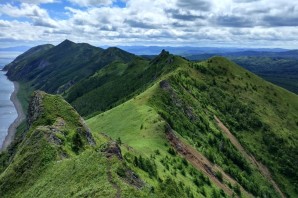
top-left (0, 40), bottom-right (297, 198)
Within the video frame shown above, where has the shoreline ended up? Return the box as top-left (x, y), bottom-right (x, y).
top-left (1, 81), bottom-right (26, 151)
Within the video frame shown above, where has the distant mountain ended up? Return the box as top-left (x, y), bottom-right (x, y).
top-left (113, 46), bottom-right (289, 56)
top-left (5, 40), bottom-right (136, 94)
top-left (2, 41), bottom-right (298, 197)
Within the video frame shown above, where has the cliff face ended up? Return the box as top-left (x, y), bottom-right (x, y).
top-left (30, 91), bottom-right (96, 155)
top-left (0, 91), bottom-right (96, 197)
top-left (0, 91), bottom-right (148, 198)
top-left (27, 91), bottom-right (44, 126)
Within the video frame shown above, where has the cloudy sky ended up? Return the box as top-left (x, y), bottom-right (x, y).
top-left (0, 0), bottom-right (297, 48)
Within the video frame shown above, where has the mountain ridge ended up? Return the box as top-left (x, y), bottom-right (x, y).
top-left (1, 40), bottom-right (298, 197)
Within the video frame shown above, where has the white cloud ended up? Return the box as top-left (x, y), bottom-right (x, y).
top-left (0, 3), bottom-right (48, 18)
top-left (17, 0), bottom-right (57, 4)
top-left (68, 0), bottom-right (115, 7)
top-left (0, 3), bottom-right (58, 27)
top-left (0, 0), bottom-right (298, 48)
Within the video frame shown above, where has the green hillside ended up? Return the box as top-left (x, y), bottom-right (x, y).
top-left (0, 91), bottom-right (169, 198)
top-left (3, 44), bottom-right (54, 72)
top-left (5, 40), bottom-right (136, 94)
top-left (88, 55), bottom-right (298, 197)
top-left (230, 57), bottom-right (298, 94)
top-left (66, 50), bottom-right (178, 116)
top-left (2, 42), bottom-right (298, 198)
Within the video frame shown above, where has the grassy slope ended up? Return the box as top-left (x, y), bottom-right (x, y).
top-left (164, 57), bottom-right (298, 197)
top-left (88, 56), bottom-right (298, 197)
top-left (88, 84), bottom-right (228, 198)
top-left (65, 50), bottom-right (179, 117)
top-left (16, 82), bottom-right (34, 115)
top-left (2, 48), bottom-right (297, 197)
top-left (0, 92), bottom-right (156, 198)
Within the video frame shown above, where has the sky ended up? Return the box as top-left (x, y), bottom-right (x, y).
top-left (0, 0), bottom-right (298, 48)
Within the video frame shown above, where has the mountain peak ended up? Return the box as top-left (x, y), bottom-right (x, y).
top-left (149, 49), bottom-right (173, 65)
top-left (57, 39), bottom-right (76, 48)
top-left (100, 46), bottom-right (136, 62)
top-left (62, 39), bottom-right (75, 44)
top-left (160, 49), bottom-right (170, 56)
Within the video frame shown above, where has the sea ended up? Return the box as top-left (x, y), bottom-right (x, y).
top-left (0, 70), bottom-right (17, 148)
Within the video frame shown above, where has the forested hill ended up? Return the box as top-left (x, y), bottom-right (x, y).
top-left (2, 40), bottom-right (298, 197)
top-left (4, 39), bottom-right (136, 94)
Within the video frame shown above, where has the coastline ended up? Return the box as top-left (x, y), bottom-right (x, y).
top-left (1, 81), bottom-right (25, 150)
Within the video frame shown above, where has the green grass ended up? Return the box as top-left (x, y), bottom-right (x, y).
top-left (154, 56), bottom-right (298, 197)
top-left (17, 150), bottom-right (146, 198)
top-left (87, 84), bottom-right (167, 155)
top-left (0, 91), bottom-right (96, 197)
top-left (87, 55), bottom-right (298, 197)
top-left (3, 47), bottom-right (298, 197)
top-left (87, 83), bottom-right (229, 198)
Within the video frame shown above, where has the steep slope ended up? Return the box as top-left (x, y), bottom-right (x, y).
top-left (5, 40), bottom-right (136, 94)
top-left (66, 50), bottom-right (179, 116)
top-left (152, 56), bottom-right (297, 197)
top-left (0, 91), bottom-right (95, 197)
top-left (3, 44), bottom-right (298, 197)
top-left (88, 54), bottom-right (298, 197)
top-left (3, 44), bottom-right (54, 71)
top-left (88, 85), bottom-right (231, 197)
top-left (0, 91), bottom-right (164, 198)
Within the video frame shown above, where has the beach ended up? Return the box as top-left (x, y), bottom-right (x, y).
top-left (1, 81), bottom-right (25, 150)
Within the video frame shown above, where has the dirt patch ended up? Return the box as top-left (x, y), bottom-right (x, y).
top-left (165, 125), bottom-right (252, 197)
top-left (214, 116), bottom-right (285, 198)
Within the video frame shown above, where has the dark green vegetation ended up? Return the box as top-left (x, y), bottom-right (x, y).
top-left (87, 54), bottom-right (298, 197)
top-left (66, 50), bottom-right (177, 116)
top-left (150, 57), bottom-right (298, 197)
top-left (4, 40), bottom-right (136, 94)
top-left (2, 40), bottom-right (298, 197)
top-left (231, 57), bottom-right (298, 94)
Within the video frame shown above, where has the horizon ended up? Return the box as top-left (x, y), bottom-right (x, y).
top-left (0, 38), bottom-right (296, 67)
top-left (0, 38), bottom-right (295, 67)
top-left (0, 0), bottom-right (298, 48)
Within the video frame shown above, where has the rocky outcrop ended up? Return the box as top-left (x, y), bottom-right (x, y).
top-left (27, 91), bottom-right (45, 126)
top-left (102, 142), bottom-right (123, 160)
top-left (26, 91), bottom-right (96, 158)
top-left (79, 118), bottom-right (96, 146)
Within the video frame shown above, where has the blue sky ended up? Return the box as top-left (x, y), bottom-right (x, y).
top-left (0, 0), bottom-right (298, 48)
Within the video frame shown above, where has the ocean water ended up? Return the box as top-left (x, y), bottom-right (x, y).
top-left (0, 71), bottom-right (17, 148)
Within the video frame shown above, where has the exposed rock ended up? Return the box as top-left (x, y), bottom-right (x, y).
top-left (79, 118), bottom-right (96, 146)
top-left (27, 91), bottom-right (45, 126)
top-left (160, 80), bottom-right (171, 91)
top-left (118, 169), bottom-right (144, 189)
top-left (165, 124), bottom-right (189, 155)
top-left (48, 132), bottom-right (63, 145)
top-left (103, 142), bottom-right (123, 160)
top-left (160, 49), bottom-right (170, 57)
